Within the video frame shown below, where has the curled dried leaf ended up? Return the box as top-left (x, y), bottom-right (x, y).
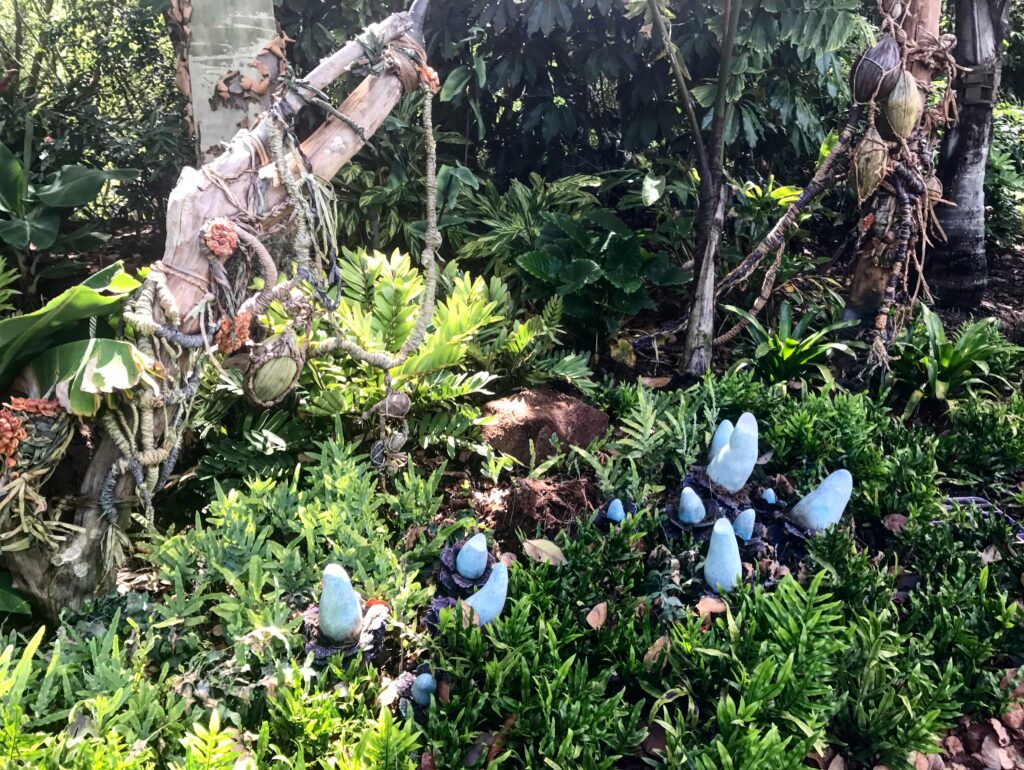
top-left (523, 539), bottom-right (567, 566)
top-left (586, 602), bottom-right (608, 630)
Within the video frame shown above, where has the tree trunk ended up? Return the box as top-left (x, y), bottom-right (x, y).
top-left (929, 0), bottom-right (1011, 309)
top-left (681, 186), bottom-right (726, 376)
top-left (187, 0), bottom-right (279, 162)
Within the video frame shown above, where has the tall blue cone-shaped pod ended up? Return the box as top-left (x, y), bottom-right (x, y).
top-left (733, 508), bottom-right (756, 541)
top-left (678, 487), bottom-right (706, 524)
top-left (708, 419), bottom-right (734, 463)
top-left (707, 412), bottom-right (758, 492)
top-left (464, 562), bottom-right (508, 624)
top-left (318, 563), bottom-right (363, 643)
top-left (704, 518), bottom-right (742, 593)
top-left (411, 672), bottom-right (437, 706)
top-left (762, 488), bottom-right (777, 505)
top-left (456, 533), bottom-right (488, 579)
top-left (606, 498), bottom-right (626, 523)
top-left (790, 470), bottom-right (853, 532)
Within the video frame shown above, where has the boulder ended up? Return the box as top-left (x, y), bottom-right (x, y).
top-left (481, 388), bottom-right (608, 462)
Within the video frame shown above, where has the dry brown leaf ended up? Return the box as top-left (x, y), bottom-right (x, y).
top-left (499, 552), bottom-right (517, 567)
top-left (978, 734), bottom-right (1013, 769)
top-left (990, 718), bottom-right (1011, 746)
top-left (980, 544), bottom-right (1002, 565)
top-left (461, 602), bottom-right (480, 628)
top-left (826, 755), bottom-right (846, 770)
top-left (586, 602), bottom-right (608, 630)
top-left (377, 677), bottom-right (401, 707)
top-left (640, 376), bottom-right (672, 389)
top-left (943, 735), bottom-right (965, 757)
top-left (487, 715), bottom-right (516, 762)
top-left (404, 526), bottom-right (426, 550)
top-left (522, 539), bottom-right (567, 566)
top-left (419, 752), bottom-right (436, 770)
top-left (696, 596), bottom-right (727, 618)
top-left (909, 751), bottom-right (928, 770)
top-left (883, 514), bottom-right (909, 533)
top-left (1002, 703), bottom-right (1024, 731)
top-left (643, 636), bottom-right (670, 670)
top-left (437, 679), bottom-right (451, 704)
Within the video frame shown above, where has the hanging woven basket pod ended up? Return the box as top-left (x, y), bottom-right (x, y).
top-left (244, 332), bottom-right (304, 407)
top-left (849, 36), bottom-right (902, 105)
top-left (849, 126), bottom-right (889, 204)
top-left (879, 70), bottom-right (923, 139)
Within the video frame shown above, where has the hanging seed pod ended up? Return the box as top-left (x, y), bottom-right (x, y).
top-left (244, 332), bottom-right (303, 407)
top-left (880, 71), bottom-right (922, 139)
top-left (850, 127), bottom-right (889, 204)
top-left (384, 430), bottom-right (407, 453)
top-left (370, 441), bottom-right (387, 467)
top-left (849, 37), bottom-right (901, 104)
top-left (380, 391), bottom-right (411, 419)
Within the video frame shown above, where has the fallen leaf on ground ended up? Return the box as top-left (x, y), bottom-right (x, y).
top-left (523, 539), bottom-right (567, 566)
top-left (883, 514), bottom-right (908, 533)
top-left (640, 376), bottom-right (672, 389)
top-left (586, 602), bottom-right (608, 630)
top-left (487, 716), bottom-right (516, 762)
top-left (644, 636), bottom-right (670, 670)
top-left (696, 596), bottom-right (726, 618)
top-left (980, 544), bottom-right (1002, 564)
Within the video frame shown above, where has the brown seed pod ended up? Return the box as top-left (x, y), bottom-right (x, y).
top-left (850, 126), bottom-right (889, 204)
top-left (244, 332), bottom-right (303, 407)
top-left (849, 36), bottom-right (902, 104)
top-left (880, 70), bottom-right (923, 139)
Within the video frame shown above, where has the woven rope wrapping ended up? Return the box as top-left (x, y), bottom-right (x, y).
top-left (89, 38), bottom-right (442, 555)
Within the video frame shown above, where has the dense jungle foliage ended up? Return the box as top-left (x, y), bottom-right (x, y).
top-left (0, 0), bottom-right (1022, 768)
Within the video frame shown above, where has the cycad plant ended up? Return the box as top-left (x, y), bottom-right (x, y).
top-left (726, 301), bottom-right (862, 391)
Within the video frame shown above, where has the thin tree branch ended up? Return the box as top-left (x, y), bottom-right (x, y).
top-left (647, 0), bottom-right (709, 182)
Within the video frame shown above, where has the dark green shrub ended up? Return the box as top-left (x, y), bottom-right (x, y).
top-left (764, 391), bottom-right (942, 521)
top-left (939, 394), bottom-right (1024, 496)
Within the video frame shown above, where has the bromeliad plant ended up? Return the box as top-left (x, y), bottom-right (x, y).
top-left (888, 305), bottom-right (1021, 417)
top-left (725, 301), bottom-right (863, 391)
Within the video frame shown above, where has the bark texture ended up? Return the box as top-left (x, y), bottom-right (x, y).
top-left (188, 0), bottom-right (279, 161)
top-left (930, 0), bottom-right (1011, 308)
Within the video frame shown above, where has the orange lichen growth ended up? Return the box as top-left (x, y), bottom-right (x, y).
top-left (6, 397), bottom-right (63, 417)
top-left (214, 310), bottom-right (253, 354)
top-left (203, 218), bottom-right (239, 257)
top-left (0, 409), bottom-right (27, 468)
top-left (417, 65), bottom-right (440, 93)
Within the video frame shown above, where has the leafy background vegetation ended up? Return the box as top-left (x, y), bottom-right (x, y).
top-left (0, 0), bottom-right (1022, 768)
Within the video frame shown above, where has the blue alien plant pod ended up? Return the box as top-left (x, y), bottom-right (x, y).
top-left (456, 533), bottom-right (489, 580)
top-left (790, 469), bottom-right (853, 532)
top-left (708, 419), bottom-right (734, 463)
top-left (318, 563), bottom-right (363, 643)
top-left (464, 562), bottom-right (509, 625)
top-left (411, 672), bottom-right (438, 707)
top-left (732, 508), bottom-right (756, 541)
top-left (706, 412), bottom-right (759, 493)
top-left (678, 486), bottom-right (707, 524)
top-left (606, 498), bottom-right (626, 523)
top-left (704, 518), bottom-right (743, 594)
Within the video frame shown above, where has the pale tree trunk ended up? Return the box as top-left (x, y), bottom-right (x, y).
top-left (929, 0), bottom-right (1011, 308)
top-left (188, 0), bottom-right (279, 162)
top-left (680, 0), bottom-right (740, 376)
